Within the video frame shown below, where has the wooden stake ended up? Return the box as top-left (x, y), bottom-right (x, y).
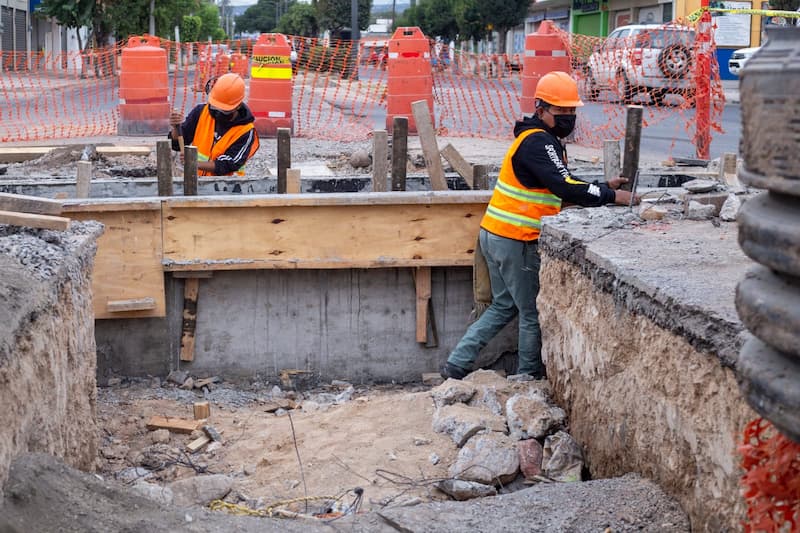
top-left (146, 415), bottom-right (200, 434)
top-left (180, 278), bottom-right (200, 362)
top-left (286, 168), bottom-right (301, 193)
top-left (621, 105), bottom-right (643, 191)
top-left (719, 152), bottom-right (741, 188)
top-left (391, 117), bottom-right (408, 192)
top-left (411, 100), bottom-right (447, 191)
top-left (372, 129), bottom-right (388, 192)
top-left (184, 145), bottom-right (198, 196)
top-left (415, 266), bottom-right (432, 343)
top-left (76, 161), bottom-right (92, 198)
top-left (472, 164), bottom-right (489, 190)
top-left (0, 192), bottom-right (63, 215)
top-left (277, 128), bottom-right (291, 194)
top-left (441, 143), bottom-right (473, 188)
top-left (0, 210), bottom-right (70, 231)
top-left (156, 140), bottom-right (173, 197)
top-left (603, 139), bottom-right (621, 183)
top-left (193, 401), bottom-right (211, 420)
top-left (107, 297), bottom-right (156, 313)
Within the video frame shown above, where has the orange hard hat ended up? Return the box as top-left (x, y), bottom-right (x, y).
top-left (534, 71), bottom-right (584, 107)
top-left (208, 73), bottom-right (246, 111)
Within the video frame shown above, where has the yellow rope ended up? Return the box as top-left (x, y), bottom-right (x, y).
top-left (209, 495), bottom-right (338, 518)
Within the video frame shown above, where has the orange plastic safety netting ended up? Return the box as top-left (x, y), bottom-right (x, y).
top-left (1, 28), bottom-right (725, 155)
top-left (739, 418), bottom-right (800, 531)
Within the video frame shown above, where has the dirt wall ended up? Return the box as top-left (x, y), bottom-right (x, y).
top-left (539, 256), bottom-right (753, 532)
top-left (0, 222), bottom-right (103, 497)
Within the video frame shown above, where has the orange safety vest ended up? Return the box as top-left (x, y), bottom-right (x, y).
top-left (193, 105), bottom-right (260, 176)
top-left (480, 128), bottom-right (563, 241)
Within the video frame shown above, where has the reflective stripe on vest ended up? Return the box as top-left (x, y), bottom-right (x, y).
top-left (194, 105), bottom-right (260, 177)
top-left (480, 128), bottom-right (562, 241)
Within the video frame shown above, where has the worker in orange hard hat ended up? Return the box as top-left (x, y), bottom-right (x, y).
top-left (442, 71), bottom-right (640, 381)
top-left (169, 73), bottom-right (260, 176)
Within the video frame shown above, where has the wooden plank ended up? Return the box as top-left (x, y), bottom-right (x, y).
top-left (76, 161), bottom-right (92, 198)
top-left (161, 201), bottom-right (486, 270)
top-left (411, 100), bottom-right (447, 191)
top-left (391, 117), bottom-right (408, 191)
top-left (107, 297), bottom-right (156, 313)
top-left (172, 271), bottom-right (214, 279)
top-left (186, 435), bottom-right (211, 453)
top-left (372, 130), bottom-right (388, 192)
top-left (603, 140), bottom-right (621, 183)
top-left (193, 401), bottom-right (210, 420)
top-left (0, 210), bottom-right (70, 231)
top-left (0, 192), bottom-right (63, 215)
top-left (96, 146), bottom-right (153, 157)
top-left (0, 145), bottom-right (151, 164)
top-left (719, 152), bottom-right (742, 188)
top-left (146, 415), bottom-right (200, 434)
top-left (157, 140), bottom-right (173, 196)
top-left (180, 278), bottom-right (200, 362)
top-left (441, 144), bottom-right (473, 187)
top-left (286, 168), bottom-right (301, 194)
top-left (415, 266), bottom-right (432, 343)
top-left (69, 207), bottom-right (165, 319)
top-left (277, 128), bottom-right (291, 194)
top-left (63, 199), bottom-right (162, 213)
top-left (184, 145), bottom-right (198, 196)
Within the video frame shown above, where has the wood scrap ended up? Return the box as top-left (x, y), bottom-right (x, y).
top-left (411, 100), bottom-right (447, 191)
top-left (193, 401), bottom-right (211, 420)
top-left (106, 297), bottom-right (156, 313)
top-left (145, 415), bottom-right (200, 434)
top-left (0, 210), bottom-right (70, 231)
top-left (440, 144), bottom-right (473, 187)
top-left (0, 192), bottom-right (63, 215)
top-left (179, 278), bottom-right (200, 362)
top-left (263, 398), bottom-right (297, 413)
top-left (186, 435), bottom-right (211, 453)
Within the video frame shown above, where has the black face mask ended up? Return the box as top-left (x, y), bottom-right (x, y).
top-left (551, 114), bottom-right (577, 138)
top-left (209, 108), bottom-right (235, 123)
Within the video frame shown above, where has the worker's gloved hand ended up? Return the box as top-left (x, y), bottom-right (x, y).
top-left (607, 176), bottom-right (628, 190)
top-left (613, 189), bottom-right (641, 206)
top-left (169, 110), bottom-right (183, 127)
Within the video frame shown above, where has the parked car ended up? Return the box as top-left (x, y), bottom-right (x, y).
top-left (728, 46), bottom-right (760, 76)
top-left (584, 24), bottom-right (695, 106)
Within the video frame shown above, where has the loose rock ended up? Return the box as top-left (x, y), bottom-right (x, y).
top-left (349, 149), bottom-right (371, 168)
top-left (449, 431), bottom-right (520, 486)
top-left (683, 179), bottom-right (718, 193)
top-left (505, 391), bottom-right (565, 440)
top-left (131, 480), bottom-right (175, 506)
top-left (430, 379), bottom-right (476, 407)
top-left (686, 200), bottom-right (717, 220)
top-left (168, 474), bottom-right (233, 507)
top-left (150, 429), bottom-right (171, 444)
top-left (542, 431), bottom-right (584, 482)
top-left (166, 370), bottom-right (189, 385)
top-left (437, 479), bottom-right (497, 501)
top-left (432, 403), bottom-right (507, 447)
top-left (518, 439), bottom-right (544, 479)
top-left (720, 193), bottom-right (741, 222)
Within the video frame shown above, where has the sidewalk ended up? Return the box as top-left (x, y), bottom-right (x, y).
top-left (722, 79), bottom-right (740, 104)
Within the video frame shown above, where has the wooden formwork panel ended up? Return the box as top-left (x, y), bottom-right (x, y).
top-left (161, 192), bottom-right (489, 270)
top-left (66, 201), bottom-right (165, 319)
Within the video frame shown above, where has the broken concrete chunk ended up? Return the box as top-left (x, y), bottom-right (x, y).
top-left (130, 480), bottom-right (174, 506)
top-left (467, 386), bottom-right (507, 416)
top-left (543, 431), bottom-right (584, 482)
top-left (505, 391), bottom-right (565, 440)
top-left (432, 403), bottom-right (507, 447)
top-left (349, 149), bottom-right (371, 168)
top-left (150, 429), bottom-right (171, 444)
top-left (429, 452), bottom-right (440, 465)
top-left (202, 425), bottom-right (223, 443)
top-left (518, 439), bottom-right (544, 480)
top-left (168, 474), bottom-right (233, 508)
top-left (413, 436), bottom-right (432, 446)
top-left (463, 369), bottom-right (508, 388)
top-left (437, 479), bottom-right (497, 501)
top-left (431, 379), bottom-right (477, 407)
top-left (683, 179), bottom-right (718, 193)
top-left (639, 203), bottom-right (670, 221)
top-left (166, 370), bottom-right (189, 385)
top-left (720, 193), bottom-right (741, 222)
top-left (507, 374), bottom-right (533, 382)
top-left (449, 431), bottom-right (520, 486)
top-left (686, 200), bottom-right (717, 220)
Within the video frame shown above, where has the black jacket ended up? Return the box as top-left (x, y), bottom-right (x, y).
top-left (511, 115), bottom-right (616, 207)
top-left (171, 103), bottom-right (258, 176)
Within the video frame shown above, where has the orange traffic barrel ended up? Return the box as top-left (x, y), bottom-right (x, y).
top-left (215, 51), bottom-right (232, 76)
top-left (521, 21), bottom-right (571, 115)
top-left (230, 52), bottom-right (249, 78)
top-left (118, 35), bottom-right (169, 135)
top-left (386, 27), bottom-right (433, 135)
top-left (249, 33), bottom-right (294, 137)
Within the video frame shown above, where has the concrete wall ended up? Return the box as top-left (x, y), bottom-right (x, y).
top-left (0, 222), bottom-right (102, 497)
top-left (537, 208), bottom-right (756, 532)
top-left (96, 267), bottom-right (519, 384)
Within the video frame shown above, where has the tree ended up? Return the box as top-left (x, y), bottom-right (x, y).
top-left (196, 1), bottom-right (226, 40)
top-left (235, 0), bottom-right (280, 33)
top-left (454, 0), bottom-right (485, 42)
top-left (420, 0), bottom-right (458, 41)
top-left (38, 0), bottom-right (95, 50)
top-left (181, 14), bottom-right (203, 42)
top-left (316, 0), bottom-right (372, 38)
top-left (481, 0), bottom-right (528, 53)
top-left (277, 3), bottom-right (319, 37)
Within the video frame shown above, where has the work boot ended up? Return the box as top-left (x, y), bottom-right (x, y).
top-left (440, 362), bottom-right (469, 380)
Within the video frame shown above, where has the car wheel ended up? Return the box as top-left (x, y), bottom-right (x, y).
top-left (658, 44), bottom-right (692, 79)
top-left (613, 71), bottom-right (633, 104)
top-left (651, 89), bottom-right (665, 106)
